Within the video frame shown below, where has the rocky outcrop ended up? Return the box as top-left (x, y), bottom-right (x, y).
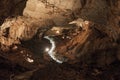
top-left (55, 0), bottom-right (120, 65)
top-left (0, 16), bottom-right (55, 46)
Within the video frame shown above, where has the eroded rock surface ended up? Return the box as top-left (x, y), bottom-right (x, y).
top-left (0, 0), bottom-right (120, 80)
top-left (23, 0), bottom-right (82, 25)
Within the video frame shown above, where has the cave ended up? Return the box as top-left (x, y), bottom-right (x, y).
top-left (0, 0), bottom-right (120, 80)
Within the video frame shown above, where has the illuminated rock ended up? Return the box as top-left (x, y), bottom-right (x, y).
top-left (23, 0), bottom-right (82, 25)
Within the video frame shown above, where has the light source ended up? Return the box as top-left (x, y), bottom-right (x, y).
top-left (26, 57), bottom-right (34, 63)
top-left (45, 47), bottom-right (50, 52)
top-left (56, 30), bottom-right (60, 34)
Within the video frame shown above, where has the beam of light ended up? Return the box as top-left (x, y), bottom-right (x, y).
top-left (44, 36), bottom-right (63, 63)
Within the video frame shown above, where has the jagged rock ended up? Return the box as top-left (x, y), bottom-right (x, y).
top-left (0, 16), bottom-right (55, 42)
top-left (0, 36), bottom-right (20, 46)
top-left (57, 17), bottom-right (120, 65)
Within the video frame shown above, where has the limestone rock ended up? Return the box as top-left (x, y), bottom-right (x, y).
top-left (0, 16), bottom-right (55, 42)
top-left (23, 0), bottom-right (82, 25)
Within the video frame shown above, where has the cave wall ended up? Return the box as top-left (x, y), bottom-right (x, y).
top-left (0, 0), bottom-right (120, 63)
top-left (23, 0), bottom-right (82, 25)
top-left (0, 0), bottom-right (27, 25)
top-left (55, 0), bottom-right (120, 65)
top-left (0, 0), bottom-right (120, 80)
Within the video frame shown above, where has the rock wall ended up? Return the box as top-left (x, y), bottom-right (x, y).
top-left (23, 0), bottom-right (81, 25)
top-left (0, 0), bottom-right (120, 64)
top-left (0, 0), bottom-right (27, 25)
top-left (0, 0), bottom-right (120, 80)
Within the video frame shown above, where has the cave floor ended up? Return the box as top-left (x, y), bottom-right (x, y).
top-left (0, 46), bottom-right (120, 80)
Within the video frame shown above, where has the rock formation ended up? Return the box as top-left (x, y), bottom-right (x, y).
top-left (0, 0), bottom-right (120, 80)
